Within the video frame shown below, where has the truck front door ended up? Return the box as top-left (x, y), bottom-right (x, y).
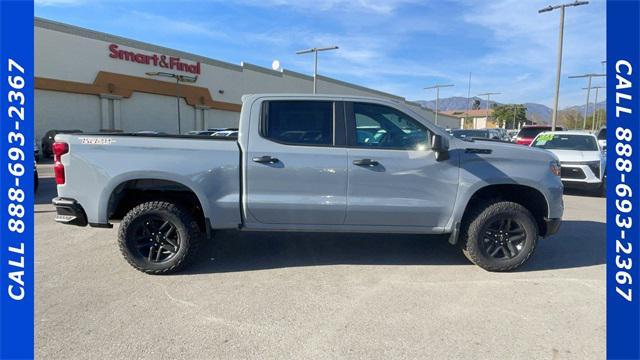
top-left (344, 102), bottom-right (459, 228)
top-left (245, 100), bottom-right (348, 225)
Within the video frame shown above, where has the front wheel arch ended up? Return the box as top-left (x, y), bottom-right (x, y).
top-left (452, 184), bottom-right (550, 244)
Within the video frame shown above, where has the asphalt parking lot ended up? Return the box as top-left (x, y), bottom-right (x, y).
top-left (35, 163), bottom-right (605, 360)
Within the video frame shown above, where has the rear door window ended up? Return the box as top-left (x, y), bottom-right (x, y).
top-left (262, 101), bottom-right (334, 146)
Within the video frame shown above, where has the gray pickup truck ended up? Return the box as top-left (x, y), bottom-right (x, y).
top-left (52, 94), bottom-right (563, 274)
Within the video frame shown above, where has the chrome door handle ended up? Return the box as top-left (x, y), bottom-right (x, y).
top-left (252, 155), bottom-right (279, 164)
top-left (353, 158), bottom-right (379, 166)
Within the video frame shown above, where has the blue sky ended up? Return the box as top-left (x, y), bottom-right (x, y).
top-left (35, 0), bottom-right (606, 108)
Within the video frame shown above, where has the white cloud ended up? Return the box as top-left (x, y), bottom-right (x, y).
top-left (227, 0), bottom-right (424, 14)
top-left (124, 11), bottom-right (229, 40)
top-left (458, 0), bottom-right (605, 107)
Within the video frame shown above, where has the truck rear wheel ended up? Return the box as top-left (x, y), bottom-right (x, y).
top-left (118, 201), bottom-right (202, 274)
top-left (461, 201), bottom-right (538, 272)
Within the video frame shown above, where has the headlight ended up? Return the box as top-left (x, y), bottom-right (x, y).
top-left (550, 160), bottom-right (561, 176)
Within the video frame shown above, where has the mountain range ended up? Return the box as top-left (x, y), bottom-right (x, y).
top-left (416, 97), bottom-right (606, 124)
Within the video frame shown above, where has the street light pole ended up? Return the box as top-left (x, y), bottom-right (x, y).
top-left (146, 72), bottom-right (198, 134)
top-left (584, 85), bottom-right (604, 130)
top-left (296, 46), bottom-right (339, 94)
top-left (539, 1), bottom-right (589, 130)
top-left (477, 92), bottom-right (500, 128)
top-left (592, 85), bottom-right (599, 131)
top-left (511, 104), bottom-right (524, 129)
top-left (424, 84), bottom-right (454, 126)
top-left (569, 73), bottom-right (605, 129)
top-left (175, 77), bottom-right (181, 133)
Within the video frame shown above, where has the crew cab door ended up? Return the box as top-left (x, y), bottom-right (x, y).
top-left (345, 102), bottom-right (458, 228)
top-left (244, 100), bottom-right (348, 225)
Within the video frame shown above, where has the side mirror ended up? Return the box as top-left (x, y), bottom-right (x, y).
top-left (432, 134), bottom-right (449, 161)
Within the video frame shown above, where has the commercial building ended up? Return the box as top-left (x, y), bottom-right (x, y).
top-left (35, 17), bottom-right (460, 143)
top-left (441, 109), bottom-right (535, 129)
top-left (441, 109), bottom-right (495, 129)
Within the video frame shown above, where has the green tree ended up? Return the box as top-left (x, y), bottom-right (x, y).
top-left (586, 109), bottom-right (606, 130)
top-left (492, 104), bottom-right (527, 129)
top-left (558, 110), bottom-right (582, 129)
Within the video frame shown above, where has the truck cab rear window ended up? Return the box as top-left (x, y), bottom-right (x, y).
top-left (263, 101), bottom-right (333, 146)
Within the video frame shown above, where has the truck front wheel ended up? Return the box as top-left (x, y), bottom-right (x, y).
top-left (118, 201), bottom-right (203, 274)
top-left (461, 201), bottom-right (538, 272)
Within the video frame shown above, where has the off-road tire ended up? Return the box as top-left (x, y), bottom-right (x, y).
top-left (118, 201), bottom-right (203, 274)
top-left (461, 201), bottom-right (538, 272)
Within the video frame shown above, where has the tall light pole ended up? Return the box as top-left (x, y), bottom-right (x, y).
top-left (599, 60), bottom-right (607, 129)
top-left (539, 1), bottom-right (589, 131)
top-left (477, 92), bottom-right (500, 128)
top-left (466, 72), bottom-right (472, 123)
top-left (146, 72), bottom-right (197, 134)
top-left (296, 46), bottom-right (339, 94)
top-left (511, 104), bottom-right (525, 129)
top-left (584, 85), bottom-right (604, 130)
top-left (424, 84), bottom-right (454, 126)
top-left (569, 73), bottom-right (605, 129)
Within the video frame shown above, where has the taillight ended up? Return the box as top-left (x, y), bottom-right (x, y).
top-left (52, 142), bottom-right (69, 184)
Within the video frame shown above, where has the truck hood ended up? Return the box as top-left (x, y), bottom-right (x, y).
top-left (450, 137), bottom-right (559, 162)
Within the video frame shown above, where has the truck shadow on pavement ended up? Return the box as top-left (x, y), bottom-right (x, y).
top-left (185, 219), bottom-right (605, 274)
top-left (35, 177), bottom-right (56, 206)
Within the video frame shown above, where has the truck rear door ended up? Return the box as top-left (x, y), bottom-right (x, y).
top-left (244, 100), bottom-right (348, 225)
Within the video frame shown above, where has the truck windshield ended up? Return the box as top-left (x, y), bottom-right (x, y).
top-left (531, 134), bottom-right (598, 151)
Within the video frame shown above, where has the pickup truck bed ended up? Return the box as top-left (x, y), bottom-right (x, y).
top-left (54, 134), bottom-right (241, 229)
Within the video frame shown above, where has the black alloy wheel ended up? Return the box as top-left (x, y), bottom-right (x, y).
top-left (131, 215), bottom-right (181, 263)
top-left (461, 200), bottom-right (538, 272)
top-left (480, 217), bottom-right (526, 260)
top-left (118, 201), bottom-right (202, 274)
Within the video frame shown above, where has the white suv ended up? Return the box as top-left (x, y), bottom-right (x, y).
top-left (531, 131), bottom-right (606, 196)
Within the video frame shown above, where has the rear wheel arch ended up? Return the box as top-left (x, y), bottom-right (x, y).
top-left (106, 178), bottom-right (209, 231)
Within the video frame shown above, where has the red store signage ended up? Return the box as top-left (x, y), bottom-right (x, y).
top-left (108, 44), bottom-right (201, 75)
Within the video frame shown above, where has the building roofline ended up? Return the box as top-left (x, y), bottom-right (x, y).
top-left (240, 62), bottom-right (284, 77)
top-left (35, 17), bottom-right (245, 72)
top-left (35, 16), bottom-right (430, 108)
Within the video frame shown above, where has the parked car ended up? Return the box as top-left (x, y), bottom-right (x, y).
top-left (34, 140), bottom-right (41, 162)
top-left (514, 125), bottom-right (564, 146)
top-left (211, 130), bottom-right (238, 137)
top-left (134, 131), bottom-right (168, 135)
top-left (507, 129), bottom-right (519, 142)
top-left (530, 131), bottom-right (606, 196)
top-left (595, 126), bottom-right (606, 151)
top-left (185, 130), bottom-right (218, 136)
top-left (52, 94), bottom-right (563, 274)
top-left (493, 128), bottom-right (511, 142)
top-left (451, 129), bottom-right (502, 140)
top-left (42, 129), bottom-right (83, 158)
top-left (34, 161), bottom-right (39, 193)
